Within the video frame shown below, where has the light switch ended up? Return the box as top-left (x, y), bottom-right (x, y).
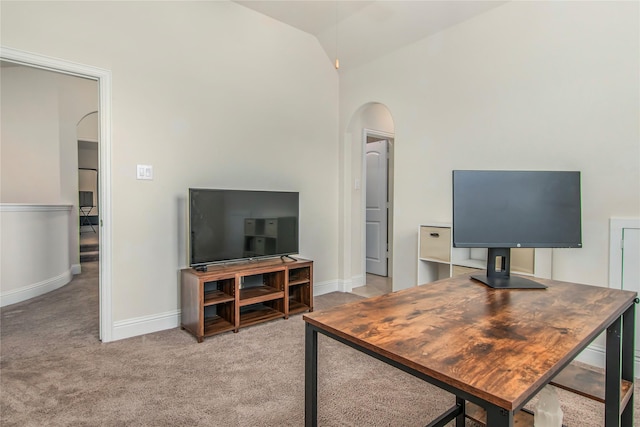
top-left (137, 164), bottom-right (153, 180)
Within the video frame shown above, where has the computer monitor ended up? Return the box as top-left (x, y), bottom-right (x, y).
top-left (452, 170), bottom-right (582, 289)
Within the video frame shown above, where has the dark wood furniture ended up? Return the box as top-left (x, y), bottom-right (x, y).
top-left (304, 275), bottom-right (636, 426)
top-left (181, 257), bottom-right (312, 342)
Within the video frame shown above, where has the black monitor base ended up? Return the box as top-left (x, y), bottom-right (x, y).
top-left (471, 274), bottom-right (547, 289)
top-left (470, 247), bottom-right (548, 289)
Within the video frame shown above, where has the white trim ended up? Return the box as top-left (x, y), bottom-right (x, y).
top-left (112, 310), bottom-right (180, 341)
top-left (361, 128), bottom-right (395, 288)
top-left (609, 217), bottom-right (640, 289)
top-left (313, 279), bottom-right (341, 295)
top-left (0, 269), bottom-right (73, 307)
top-left (350, 274), bottom-right (366, 289)
top-left (1, 46), bottom-right (114, 342)
top-left (607, 217), bottom-right (640, 377)
top-left (0, 204), bottom-right (72, 212)
top-left (574, 342), bottom-right (606, 369)
top-left (71, 264), bottom-right (82, 275)
top-left (109, 279), bottom-right (345, 341)
top-left (341, 277), bottom-right (355, 293)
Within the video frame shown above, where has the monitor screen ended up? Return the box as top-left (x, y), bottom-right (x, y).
top-left (453, 170), bottom-right (582, 249)
top-left (452, 170), bottom-right (581, 289)
top-left (189, 189), bottom-right (299, 268)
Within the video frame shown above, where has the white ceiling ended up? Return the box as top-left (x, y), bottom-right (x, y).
top-left (233, 1), bottom-right (508, 69)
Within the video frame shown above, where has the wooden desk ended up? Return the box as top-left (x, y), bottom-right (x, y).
top-left (304, 275), bottom-right (636, 426)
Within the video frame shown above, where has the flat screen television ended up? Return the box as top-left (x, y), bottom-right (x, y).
top-left (452, 170), bottom-right (582, 289)
top-left (189, 189), bottom-right (299, 270)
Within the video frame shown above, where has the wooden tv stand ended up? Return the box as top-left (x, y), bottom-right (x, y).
top-left (180, 257), bottom-right (313, 342)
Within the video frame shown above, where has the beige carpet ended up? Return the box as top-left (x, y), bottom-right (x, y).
top-left (1, 262), bottom-right (636, 426)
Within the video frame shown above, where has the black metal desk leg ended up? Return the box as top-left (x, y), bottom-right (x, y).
top-left (455, 397), bottom-right (465, 427)
top-left (305, 323), bottom-right (318, 427)
top-left (486, 405), bottom-right (512, 427)
top-left (605, 316), bottom-right (622, 427)
top-left (621, 304), bottom-right (635, 426)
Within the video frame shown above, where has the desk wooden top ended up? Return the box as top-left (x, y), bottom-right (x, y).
top-left (304, 275), bottom-right (636, 411)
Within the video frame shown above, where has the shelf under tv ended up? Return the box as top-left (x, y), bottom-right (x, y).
top-left (180, 257), bottom-right (313, 342)
top-left (203, 315), bottom-right (235, 337)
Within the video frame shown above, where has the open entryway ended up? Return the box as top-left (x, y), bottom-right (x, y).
top-left (78, 112), bottom-right (100, 263)
top-left (341, 102), bottom-right (395, 297)
top-left (1, 46), bottom-right (113, 342)
top-left (365, 137), bottom-right (389, 277)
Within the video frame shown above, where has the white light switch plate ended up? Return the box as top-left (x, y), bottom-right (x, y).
top-left (137, 164), bottom-right (153, 180)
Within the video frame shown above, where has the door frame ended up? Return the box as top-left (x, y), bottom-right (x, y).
top-left (609, 217), bottom-right (640, 289)
top-left (608, 217), bottom-right (640, 374)
top-left (1, 46), bottom-right (113, 342)
top-left (361, 128), bottom-right (394, 282)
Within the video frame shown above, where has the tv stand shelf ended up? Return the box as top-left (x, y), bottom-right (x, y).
top-left (180, 257), bottom-right (313, 342)
top-left (204, 290), bottom-right (234, 306)
top-left (239, 285), bottom-right (284, 306)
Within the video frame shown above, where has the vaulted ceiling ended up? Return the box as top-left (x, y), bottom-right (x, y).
top-left (233, 1), bottom-right (508, 69)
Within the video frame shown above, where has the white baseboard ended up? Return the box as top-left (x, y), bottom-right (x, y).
top-left (71, 264), bottom-right (81, 275)
top-left (319, 275), bottom-right (365, 294)
top-left (109, 279), bottom-right (347, 341)
top-left (0, 269), bottom-right (73, 307)
top-left (574, 343), bottom-right (605, 369)
top-left (112, 310), bottom-right (180, 341)
top-left (313, 279), bottom-right (340, 296)
top-left (350, 274), bottom-right (366, 290)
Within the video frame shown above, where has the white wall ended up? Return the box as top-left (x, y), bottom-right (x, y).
top-left (77, 112), bottom-right (98, 142)
top-left (1, 66), bottom-right (97, 204)
top-left (340, 1), bottom-right (639, 290)
top-left (1, 1), bottom-right (339, 333)
top-left (0, 205), bottom-right (73, 306)
top-left (1, 64), bottom-right (98, 277)
top-left (1, 66), bottom-right (61, 202)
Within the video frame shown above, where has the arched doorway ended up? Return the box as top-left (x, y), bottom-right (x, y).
top-left (342, 103), bottom-right (395, 296)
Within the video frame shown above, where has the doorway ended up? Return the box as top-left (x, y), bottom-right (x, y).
top-left (342, 102), bottom-right (395, 295)
top-left (1, 46), bottom-right (113, 342)
top-left (361, 128), bottom-right (394, 296)
top-left (365, 137), bottom-right (389, 276)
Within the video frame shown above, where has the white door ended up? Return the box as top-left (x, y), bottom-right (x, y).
top-left (365, 140), bottom-right (388, 276)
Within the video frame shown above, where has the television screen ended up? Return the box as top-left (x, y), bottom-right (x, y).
top-left (452, 170), bottom-right (581, 289)
top-left (189, 189), bottom-right (299, 268)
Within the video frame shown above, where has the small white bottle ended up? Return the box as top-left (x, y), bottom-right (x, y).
top-left (534, 385), bottom-right (564, 427)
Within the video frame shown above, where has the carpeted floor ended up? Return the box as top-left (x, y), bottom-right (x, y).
top-left (1, 262), bottom-right (637, 426)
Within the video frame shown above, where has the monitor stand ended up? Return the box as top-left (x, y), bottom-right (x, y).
top-left (471, 248), bottom-right (547, 289)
